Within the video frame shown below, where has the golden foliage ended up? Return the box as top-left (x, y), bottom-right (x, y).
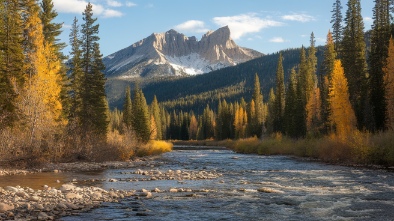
top-left (328, 60), bottom-right (357, 139)
top-left (234, 106), bottom-right (247, 139)
top-left (136, 140), bottom-right (173, 157)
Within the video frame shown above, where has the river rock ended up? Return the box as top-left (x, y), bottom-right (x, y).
top-left (60, 183), bottom-right (76, 192)
top-left (5, 186), bottom-right (19, 192)
top-left (37, 211), bottom-right (52, 220)
top-left (139, 191), bottom-right (152, 198)
top-left (92, 192), bottom-right (102, 199)
top-left (152, 188), bottom-right (161, 193)
top-left (30, 195), bottom-right (41, 202)
top-left (257, 187), bottom-right (284, 194)
top-left (0, 203), bottom-right (14, 213)
top-left (169, 188), bottom-right (178, 193)
top-left (16, 191), bottom-right (29, 198)
top-left (66, 193), bottom-right (83, 200)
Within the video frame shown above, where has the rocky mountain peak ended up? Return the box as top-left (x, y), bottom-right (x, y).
top-left (103, 26), bottom-right (263, 78)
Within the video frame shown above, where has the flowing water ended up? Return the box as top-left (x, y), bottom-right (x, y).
top-left (3, 147), bottom-right (394, 220)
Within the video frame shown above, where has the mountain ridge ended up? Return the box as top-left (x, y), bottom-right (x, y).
top-left (102, 26), bottom-right (263, 78)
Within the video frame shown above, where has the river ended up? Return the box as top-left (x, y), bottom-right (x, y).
top-left (3, 147), bottom-right (394, 220)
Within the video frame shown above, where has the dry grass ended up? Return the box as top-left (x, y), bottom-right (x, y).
top-left (225, 131), bottom-right (394, 167)
top-left (136, 140), bottom-right (173, 157)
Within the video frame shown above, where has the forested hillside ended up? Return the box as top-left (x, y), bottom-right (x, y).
top-left (109, 47), bottom-right (324, 113)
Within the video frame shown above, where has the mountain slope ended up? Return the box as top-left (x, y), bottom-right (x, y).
top-left (103, 26), bottom-right (262, 78)
top-left (108, 47), bottom-right (325, 113)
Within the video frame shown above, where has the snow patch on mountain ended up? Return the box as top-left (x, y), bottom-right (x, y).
top-left (166, 53), bottom-right (227, 75)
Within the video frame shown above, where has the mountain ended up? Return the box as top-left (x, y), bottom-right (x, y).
top-left (103, 26), bottom-right (263, 78)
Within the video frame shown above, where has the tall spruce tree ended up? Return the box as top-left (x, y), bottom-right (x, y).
top-left (331, 0), bottom-right (343, 53)
top-left (150, 95), bottom-right (162, 140)
top-left (341, 0), bottom-right (368, 130)
top-left (79, 3), bottom-right (108, 138)
top-left (68, 17), bottom-right (83, 126)
top-left (0, 0), bottom-right (20, 129)
top-left (273, 53), bottom-right (285, 133)
top-left (39, 0), bottom-right (65, 54)
top-left (250, 74), bottom-right (264, 137)
top-left (1, 0), bottom-right (24, 86)
top-left (267, 88), bottom-right (276, 134)
top-left (320, 31), bottom-right (337, 133)
top-left (132, 85), bottom-right (150, 142)
top-left (284, 68), bottom-right (299, 137)
top-left (369, 0), bottom-right (391, 131)
top-left (123, 86), bottom-right (132, 129)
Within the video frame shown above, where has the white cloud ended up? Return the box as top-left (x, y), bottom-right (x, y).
top-left (213, 13), bottom-right (283, 40)
top-left (126, 2), bottom-right (137, 7)
top-left (53, 0), bottom-right (87, 14)
top-left (364, 16), bottom-right (373, 22)
top-left (62, 24), bottom-right (72, 29)
top-left (102, 9), bottom-right (124, 18)
top-left (269, 37), bottom-right (286, 43)
top-left (174, 20), bottom-right (209, 33)
top-left (282, 13), bottom-right (315, 23)
top-left (53, 0), bottom-right (123, 18)
top-left (107, 0), bottom-right (122, 7)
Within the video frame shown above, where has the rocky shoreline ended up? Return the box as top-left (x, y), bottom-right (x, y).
top-left (0, 157), bottom-right (223, 220)
top-left (0, 183), bottom-right (137, 220)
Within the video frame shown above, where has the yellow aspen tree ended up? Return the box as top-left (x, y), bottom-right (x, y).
top-left (149, 115), bottom-right (157, 140)
top-left (383, 37), bottom-right (394, 130)
top-left (20, 0), bottom-right (63, 144)
top-left (328, 60), bottom-right (357, 139)
top-left (306, 87), bottom-right (322, 135)
top-left (188, 114), bottom-right (198, 140)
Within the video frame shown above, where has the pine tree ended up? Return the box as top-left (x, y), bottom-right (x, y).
top-left (329, 60), bottom-right (357, 139)
top-left (201, 105), bottom-right (215, 139)
top-left (320, 30), bottom-right (337, 133)
top-left (331, 0), bottom-right (343, 53)
top-left (0, 0), bottom-right (19, 129)
top-left (132, 85), bottom-right (150, 142)
top-left (284, 68), bottom-right (298, 137)
top-left (150, 95), bottom-right (162, 140)
top-left (79, 3), bottom-right (108, 138)
top-left (341, 0), bottom-right (368, 130)
top-left (267, 88), bottom-right (276, 134)
top-left (1, 0), bottom-right (24, 87)
top-left (217, 100), bottom-right (233, 140)
top-left (250, 74), bottom-right (264, 137)
top-left (306, 87), bottom-right (322, 135)
top-left (273, 53), bottom-right (285, 133)
top-left (68, 17), bottom-right (83, 127)
top-left (369, 0), bottom-right (391, 131)
top-left (383, 37), bottom-right (394, 130)
top-left (123, 86), bottom-right (132, 129)
top-left (39, 0), bottom-right (66, 54)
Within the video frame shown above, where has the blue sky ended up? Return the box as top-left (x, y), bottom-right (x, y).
top-left (53, 0), bottom-right (375, 57)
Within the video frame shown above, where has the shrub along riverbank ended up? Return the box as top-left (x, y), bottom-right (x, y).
top-left (174, 131), bottom-right (394, 167)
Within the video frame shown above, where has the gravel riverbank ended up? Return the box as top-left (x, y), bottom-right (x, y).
top-left (0, 157), bottom-right (222, 220)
